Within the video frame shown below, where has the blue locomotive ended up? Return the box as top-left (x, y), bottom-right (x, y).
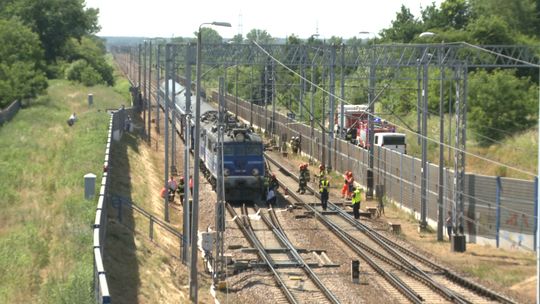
top-left (159, 80), bottom-right (266, 202)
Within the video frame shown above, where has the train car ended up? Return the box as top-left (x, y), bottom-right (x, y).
top-left (159, 80), bottom-right (266, 202)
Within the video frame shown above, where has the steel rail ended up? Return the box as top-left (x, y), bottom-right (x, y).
top-left (225, 203), bottom-right (299, 304)
top-left (260, 206), bottom-right (341, 304)
top-left (330, 204), bottom-right (516, 304)
top-left (264, 152), bottom-right (505, 304)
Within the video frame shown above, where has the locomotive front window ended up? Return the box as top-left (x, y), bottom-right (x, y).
top-left (245, 145), bottom-right (262, 155)
top-left (223, 145), bottom-right (235, 156)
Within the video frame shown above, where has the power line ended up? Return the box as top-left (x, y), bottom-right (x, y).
top-left (252, 41), bottom-right (537, 177)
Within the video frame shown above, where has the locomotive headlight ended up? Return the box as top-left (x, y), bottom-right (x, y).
top-left (224, 168), bottom-right (230, 176)
top-left (251, 168), bottom-right (259, 176)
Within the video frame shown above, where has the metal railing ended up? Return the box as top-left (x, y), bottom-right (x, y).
top-left (0, 100), bottom-right (21, 125)
top-left (93, 114), bottom-right (116, 304)
top-left (111, 197), bottom-right (184, 260)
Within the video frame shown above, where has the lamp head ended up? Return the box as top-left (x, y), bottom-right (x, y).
top-left (419, 32), bottom-right (436, 38)
top-left (212, 22), bottom-right (231, 27)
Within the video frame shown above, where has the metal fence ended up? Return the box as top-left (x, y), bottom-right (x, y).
top-left (93, 108), bottom-right (126, 304)
top-left (110, 197), bottom-right (185, 260)
top-left (220, 91), bottom-right (538, 251)
top-left (0, 100), bottom-right (21, 125)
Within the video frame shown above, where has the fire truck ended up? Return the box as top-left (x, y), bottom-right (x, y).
top-left (357, 118), bottom-right (397, 149)
top-left (334, 104), bottom-right (368, 132)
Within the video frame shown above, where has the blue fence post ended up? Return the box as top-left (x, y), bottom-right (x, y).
top-left (534, 177), bottom-right (538, 252)
top-left (496, 176), bottom-right (502, 248)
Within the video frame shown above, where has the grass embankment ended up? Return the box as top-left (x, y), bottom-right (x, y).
top-left (383, 111), bottom-right (537, 179)
top-left (0, 79), bottom-right (125, 303)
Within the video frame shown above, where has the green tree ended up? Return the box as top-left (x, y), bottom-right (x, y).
top-left (246, 29), bottom-right (274, 44)
top-left (422, 0), bottom-right (471, 30)
top-left (2, 0), bottom-right (99, 64)
top-left (171, 36), bottom-right (185, 44)
top-left (195, 27), bottom-right (224, 44)
top-left (65, 59), bottom-right (103, 86)
top-left (327, 36), bottom-right (343, 45)
top-left (380, 5), bottom-right (423, 42)
top-left (468, 69), bottom-right (537, 146)
top-left (286, 34), bottom-right (301, 45)
top-left (231, 34), bottom-right (244, 44)
top-left (467, 15), bottom-right (514, 45)
top-left (470, 0), bottom-right (537, 37)
top-left (0, 18), bottom-right (47, 107)
top-left (63, 36), bottom-right (113, 85)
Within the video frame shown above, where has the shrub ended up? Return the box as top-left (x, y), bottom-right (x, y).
top-left (65, 59), bottom-right (103, 86)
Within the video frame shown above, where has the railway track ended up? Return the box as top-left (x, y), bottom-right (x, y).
top-left (116, 56), bottom-right (518, 304)
top-left (264, 151), bottom-right (517, 304)
top-left (226, 203), bottom-right (340, 304)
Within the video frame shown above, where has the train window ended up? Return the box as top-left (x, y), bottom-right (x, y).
top-left (234, 146), bottom-right (246, 156)
top-left (245, 145), bottom-right (262, 155)
top-left (223, 145), bottom-right (234, 156)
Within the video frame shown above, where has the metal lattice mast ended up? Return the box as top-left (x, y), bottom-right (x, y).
top-left (170, 45), bottom-right (177, 175)
top-left (156, 44), bottom-right (161, 134)
top-left (143, 41), bottom-right (147, 136)
top-left (328, 45), bottom-right (336, 170)
top-left (214, 77), bottom-right (226, 282)
top-left (182, 43), bottom-right (194, 264)
top-left (148, 41), bottom-right (152, 142)
top-left (163, 44), bottom-right (171, 222)
top-left (453, 64), bottom-right (468, 235)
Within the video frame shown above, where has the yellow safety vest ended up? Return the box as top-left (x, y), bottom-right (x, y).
top-left (351, 190), bottom-right (361, 205)
top-left (320, 180), bottom-right (329, 192)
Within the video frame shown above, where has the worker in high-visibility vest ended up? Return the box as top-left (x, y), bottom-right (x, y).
top-left (351, 187), bottom-right (362, 219)
top-left (319, 176), bottom-right (330, 211)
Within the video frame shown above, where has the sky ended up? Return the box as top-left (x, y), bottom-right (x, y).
top-left (84, 0), bottom-right (442, 39)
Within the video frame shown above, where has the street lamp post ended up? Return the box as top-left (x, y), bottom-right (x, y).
top-left (191, 21), bottom-right (231, 303)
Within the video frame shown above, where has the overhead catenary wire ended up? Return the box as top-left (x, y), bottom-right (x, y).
top-left (237, 96), bottom-right (538, 225)
top-left (252, 41), bottom-right (538, 178)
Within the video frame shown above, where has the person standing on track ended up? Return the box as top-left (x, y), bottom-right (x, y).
top-left (266, 188), bottom-right (277, 206)
top-left (177, 176), bottom-right (185, 206)
top-left (297, 164), bottom-right (310, 194)
top-left (341, 171), bottom-right (349, 198)
top-left (347, 172), bottom-right (355, 200)
top-left (319, 175), bottom-right (330, 211)
top-left (318, 164), bottom-right (326, 183)
top-left (351, 187), bottom-right (362, 219)
top-left (268, 173), bottom-right (279, 192)
top-left (446, 211), bottom-right (453, 240)
top-left (167, 175), bottom-right (178, 203)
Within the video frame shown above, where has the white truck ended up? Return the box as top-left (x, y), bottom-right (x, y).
top-left (373, 132), bottom-right (407, 154)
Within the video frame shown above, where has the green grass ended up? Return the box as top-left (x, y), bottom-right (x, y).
top-left (379, 111), bottom-right (537, 179)
top-left (0, 79), bottom-right (125, 303)
top-left (463, 262), bottom-right (528, 286)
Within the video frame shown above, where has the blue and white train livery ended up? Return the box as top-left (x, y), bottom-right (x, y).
top-left (159, 80), bottom-right (266, 202)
